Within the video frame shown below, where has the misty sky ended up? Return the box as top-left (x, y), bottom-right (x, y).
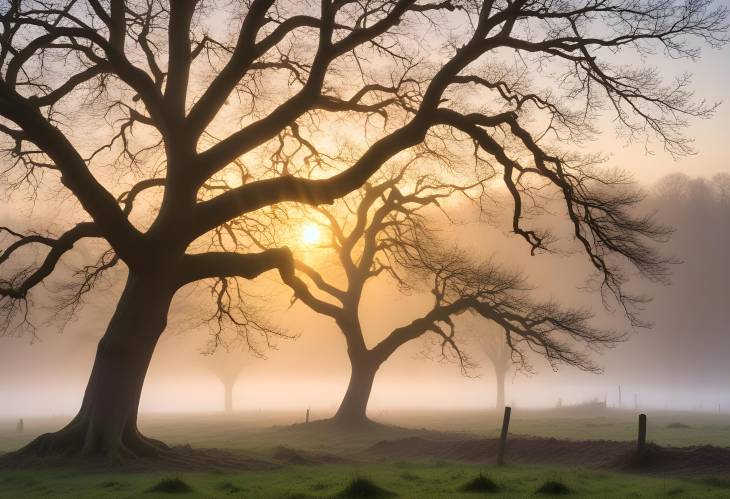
top-left (1, 13), bottom-right (729, 420)
top-left (2, 171), bottom-right (730, 417)
top-left (590, 42), bottom-right (730, 184)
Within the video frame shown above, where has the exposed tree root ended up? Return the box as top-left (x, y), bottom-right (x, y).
top-left (2, 416), bottom-right (169, 465)
top-left (328, 417), bottom-right (375, 429)
top-left (322, 415), bottom-right (387, 431)
top-left (1, 441), bottom-right (277, 472)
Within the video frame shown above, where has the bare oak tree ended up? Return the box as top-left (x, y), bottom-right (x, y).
top-left (281, 171), bottom-right (622, 426)
top-left (0, 0), bottom-right (725, 458)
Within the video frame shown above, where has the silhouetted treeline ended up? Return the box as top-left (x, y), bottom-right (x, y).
top-left (608, 173), bottom-right (730, 386)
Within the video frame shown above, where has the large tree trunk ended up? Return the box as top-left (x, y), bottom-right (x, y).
top-left (332, 353), bottom-right (379, 426)
top-left (12, 272), bottom-right (175, 461)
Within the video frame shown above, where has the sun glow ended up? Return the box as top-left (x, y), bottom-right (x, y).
top-left (301, 224), bottom-right (321, 245)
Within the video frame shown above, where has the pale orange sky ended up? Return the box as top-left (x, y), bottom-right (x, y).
top-left (589, 42), bottom-right (730, 183)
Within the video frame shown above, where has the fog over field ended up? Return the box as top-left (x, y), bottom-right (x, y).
top-left (2, 172), bottom-right (729, 417)
top-left (3, 3), bottom-right (730, 497)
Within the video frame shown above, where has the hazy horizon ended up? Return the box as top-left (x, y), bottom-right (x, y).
top-left (3, 171), bottom-right (729, 419)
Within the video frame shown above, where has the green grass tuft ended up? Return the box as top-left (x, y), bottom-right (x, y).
top-left (335, 477), bottom-right (396, 498)
top-left (98, 480), bottom-right (122, 488)
top-left (700, 478), bottom-right (730, 489)
top-left (148, 477), bottom-right (193, 494)
top-left (399, 471), bottom-right (421, 481)
top-left (535, 480), bottom-right (571, 495)
top-left (458, 473), bottom-right (499, 493)
top-left (216, 480), bottom-right (243, 493)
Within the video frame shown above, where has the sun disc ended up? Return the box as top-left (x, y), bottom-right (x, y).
top-left (301, 224), bottom-right (321, 245)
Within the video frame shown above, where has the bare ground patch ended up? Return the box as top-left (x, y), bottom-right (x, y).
top-left (271, 445), bottom-right (351, 465)
top-left (367, 436), bottom-right (730, 475)
top-left (0, 444), bottom-right (278, 472)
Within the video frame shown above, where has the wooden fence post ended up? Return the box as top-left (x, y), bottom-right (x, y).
top-left (637, 413), bottom-right (647, 452)
top-left (306, 408), bottom-right (310, 424)
top-left (497, 406), bottom-right (511, 466)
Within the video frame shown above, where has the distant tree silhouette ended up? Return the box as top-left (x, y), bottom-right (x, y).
top-left (611, 173), bottom-right (730, 386)
top-left (0, 1), bottom-right (725, 458)
top-left (478, 321), bottom-right (512, 413)
top-left (202, 349), bottom-right (246, 413)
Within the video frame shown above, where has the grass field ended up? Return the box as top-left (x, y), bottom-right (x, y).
top-left (4, 407), bottom-right (729, 454)
top-left (381, 408), bottom-right (730, 448)
top-left (2, 408), bottom-right (730, 498)
top-left (3, 462), bottom-right (730, 498)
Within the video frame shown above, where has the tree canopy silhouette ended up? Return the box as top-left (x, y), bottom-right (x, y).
top-left (0, 0), bottom-right (726, 459)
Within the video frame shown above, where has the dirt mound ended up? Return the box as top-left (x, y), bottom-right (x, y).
top-left (369, 436), bottom-right (632, 467)
top-left (271, 446), bottom-right (348, 465)
top-left (666, 422), bottom-right (691, 429)
top-left (280, 418), bottom-right (461, 442)
top-left (369, 437), bottom-right (483, 460)
top-left (368, 436), bottom-right (730, 475)
top-left (615, 443), bottom-right (730, 475)
top-left (0, 445), bottom-right (277, 472)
